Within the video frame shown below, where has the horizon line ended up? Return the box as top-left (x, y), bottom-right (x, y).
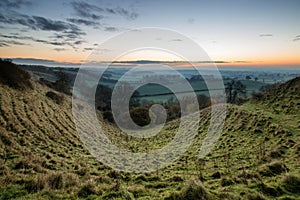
top-left (3, 57), bottom-right (300, 68)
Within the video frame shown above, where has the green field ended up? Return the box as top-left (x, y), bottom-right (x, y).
top-left (0, 72), bottom-right (299, 199)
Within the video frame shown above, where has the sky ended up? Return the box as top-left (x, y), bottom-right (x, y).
top-left (0, 0), bottom-right (300, 67)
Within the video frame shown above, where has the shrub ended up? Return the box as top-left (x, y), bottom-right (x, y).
top-left (46, 91), bottom-right (64, 104)
top-left (211, 171), bottom-right (221, 179)
top-left (102, 111), bottom-right (114, 123)
top-left (53, 71), bottom-right (71, 95)
top-left (77, 182), bottom-right (98, 198)
top-left (130, 107), bottom-right (151, 126)
top-left (221, 177), bottom-right (234, 187)
top-left (64, 173), bottom-right (79, 188)
top-left (281, 174), bottom-right (300, 194)
top-left (259, 161), bottom-right (288, 177)
top-left (258, 183), bottom-right (283, 197)
top-left (47, 173), bottom-right (64, 190)
top-left (23, 176), bottom-right (46, 193)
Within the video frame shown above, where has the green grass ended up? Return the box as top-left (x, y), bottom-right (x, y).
top-left (0, 77), bottom-right (299, 199)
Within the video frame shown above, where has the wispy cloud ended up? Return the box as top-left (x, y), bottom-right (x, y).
top-left (187, 18), bottom-right (195, 24)
top-left (0, 0), bottom-right (32, 10)
top-left (70, 1), bottom-right (139, 21)
top-left (170, 39), bottom-right (183, 42)
top-left (0, 33), bottom-right (84, 48)
top-left (53, 48), bottom-right (66, 52)
top-left (0, 10), bottom-right (86, 49)
top-left (259, 34), bottom-right (273, 37)
top-left (293, 35), bottom-right (300, 42)
top-left (0, 39), bottom-right (28, 46)
top-left (104, 26), bottom-right (119, 32)
top-left (0, 13), bottom-right (84, 35)
top-left (66, 18), bottom-right (100, 27)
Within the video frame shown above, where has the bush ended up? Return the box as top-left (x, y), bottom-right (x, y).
top-left (47, 173), bottom-right (64, 190)
top-left (252, 92), bottom-right (264, 100)
top-left (221, 177), bottom-right (234, 187)
top-left (0, 59), bottom-right (33, 90)
top-left (77, 182), bottom-right (98, 198)
top-left (23, 176), bottom-right (46, 193)
top-left (258, 183), bottom-right (283, 197)
top-left (130, 107), bottom-right (151, 126)
top-left (46, 91), bottom-right (64, 104)
top-left (102, 111), bottom-right (114, 123)
top-left (281, 174), bottom-right (300, 194)
top-left (259, 161), bottom-right (288, 177)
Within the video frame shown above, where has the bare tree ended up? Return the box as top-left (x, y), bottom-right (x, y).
top-left (226, 79), bottom-right (246, 104)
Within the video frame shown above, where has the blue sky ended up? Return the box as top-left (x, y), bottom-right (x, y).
top-left (0, 0), bottom-right (300, 66)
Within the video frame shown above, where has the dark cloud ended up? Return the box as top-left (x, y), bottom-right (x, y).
top-left (0, 42), bottom-right (9, 47)
top-left (0, 0), bottom-right (32, 10)
top-left (0, 33), bottom-right (83, 48)
top-left (0, 39), bottom-right (27, 46)
top-left (53, 48), bottom-right (66, 52)
top-left (67, 18), bottom-right (100, 26)
top-left (0, 13), bottom-right (86, 48)
top-left (170, 39), bottom-right (183, 42)
top-left (111, 7), bottom-right (138, 20)
top-left (293, 35), bottom-right (300, 42)
top-left (70, 1), bottom-right (105, 20)
top-left (70, 1), bottom-right (138, 20)
top-left (0, 33), bottom-right (31, 40)
top-left (259, 34), bottom-right (273, 37)
top-left (84, 47), bottom-right (93, 51)
top-left (187, 18), bottom-right (195, 24)
top-left (0, 13), bottom-right (85, 36)
top-left (104, 26), bottom-right (119, 32)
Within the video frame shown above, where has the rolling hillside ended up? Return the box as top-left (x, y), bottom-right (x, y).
top-left (0, 70), bottom-right (299, 199)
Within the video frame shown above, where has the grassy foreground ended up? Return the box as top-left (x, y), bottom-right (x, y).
top-left (0, 77), bottom-right (299, 199)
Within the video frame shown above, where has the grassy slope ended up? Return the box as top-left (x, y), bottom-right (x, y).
top-left (0, 78), bottom-right (299, 200)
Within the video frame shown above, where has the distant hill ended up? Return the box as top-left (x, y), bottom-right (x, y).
top-left (0, 72), bottom-right (299, 199)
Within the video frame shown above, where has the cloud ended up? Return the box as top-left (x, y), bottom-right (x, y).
top-left (0, 13), bottom-right (85, 36)
top-left (170, 39), bottom-right (183, 42)
top-left (0, 39), bottom-right (28, 46)
top-left (187, 18), bottom-right (195, 24)
top-left (110, 7), bottom-right (138, 20)
top-left (70, 1), bottom-right (105, 20)
top-left (53, 48), bottom-right (66, 52)
top-left (70, 1), bottom-right (138, 20)
top-left (0, 12), bottom-right (86, 48)
top-left (66, 18), bottom-right (100, 26)
top-left (259, 34), bottom-right (273, 37)
top-left (0, 42), bottom-right (9, 47)
top-left (104, 26), bottom-right (119, 32)
top-left (293, 35), bottom-right (300, 42)
top-left (84, 47), bottom-right (93, 51)
top-left (0, 0), bottom-right (32, 10)
top-left (0, 33), bottom-right (83, 48)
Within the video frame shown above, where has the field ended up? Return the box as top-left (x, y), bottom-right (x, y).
top-left (0, 74), bottom-right (299, 199)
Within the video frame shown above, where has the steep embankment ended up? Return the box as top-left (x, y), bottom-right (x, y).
top-left (259, 77), bottom-right (300, 114)
top-left (0, 74), bottom-right (299, 199)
